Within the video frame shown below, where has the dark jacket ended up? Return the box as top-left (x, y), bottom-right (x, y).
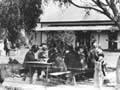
top-left (23, 50), bottom-right (36, 68)
top-left (64, 51), bottom-right (81, 69)
top-left (87, 48), bottom-right (98, 69)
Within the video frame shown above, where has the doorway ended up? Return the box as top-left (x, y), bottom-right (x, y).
top-left (75, 31), bottom-right (91, 49)
top-left (108, 31), bottom-right (117, 51)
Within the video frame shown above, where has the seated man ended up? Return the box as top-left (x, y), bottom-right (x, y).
top-left (23, 45), bottom-right (41, 81)
top-left (48, 53), bottom-right (67, 73)
top-left (38, 46), bottom-right (49, 63)
top-left (53, 54), bottom-right (67, 72)
top-left (49, 54), bottom-right (68, 82)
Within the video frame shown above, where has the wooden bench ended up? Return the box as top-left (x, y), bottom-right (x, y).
top-left (49, 71), bottom-right (71, 76)
top-left (49, 71), bottom-right (77, 85)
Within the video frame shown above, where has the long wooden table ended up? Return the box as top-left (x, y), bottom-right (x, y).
top-left (25, 61), bottom-right (53, 84)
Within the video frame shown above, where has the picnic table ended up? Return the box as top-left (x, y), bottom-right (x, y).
top-left (25, 61), bottom-right (91, 85)
top-left (25, 61), bottom-right (53, 84)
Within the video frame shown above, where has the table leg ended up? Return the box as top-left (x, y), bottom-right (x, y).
top-left (29, 67), bottom-right (32, 84)
top-left (46, 66), bottom-right (49, 82)
top-left (72, 74), bottom-right (76, 85)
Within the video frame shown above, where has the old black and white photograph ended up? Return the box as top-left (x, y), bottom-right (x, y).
top-left (0, 0), bottom-right (120, 90)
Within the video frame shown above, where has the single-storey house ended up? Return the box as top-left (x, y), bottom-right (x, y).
top-left (31, 1), bottom-right (120, 51)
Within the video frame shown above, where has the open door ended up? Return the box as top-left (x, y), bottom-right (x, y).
top-left (108, 31), bottom-right (117, 51)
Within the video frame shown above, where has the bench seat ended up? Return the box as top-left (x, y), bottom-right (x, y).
top-left (49, 71), bottom-right (71, 76)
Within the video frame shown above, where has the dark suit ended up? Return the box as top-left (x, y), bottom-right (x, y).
top-left (23, 50), bottom-right (41, 80)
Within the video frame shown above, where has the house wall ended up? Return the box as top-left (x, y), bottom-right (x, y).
top-left (33, 31), bottom-right (47, 45)
top-left (35, 32), bottom-right (41, 45)
top-left (99, 32), bottom-right (108, 50)
top-left (42, 32), bottom-right (47, 44)
top-left (34, 31), bottom-right (112, 50)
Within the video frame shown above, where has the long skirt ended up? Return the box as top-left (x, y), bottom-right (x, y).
top-left (94, 61), bottom-right (104, 88)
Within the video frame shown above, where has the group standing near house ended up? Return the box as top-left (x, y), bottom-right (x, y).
top-left (1, 37), bottom-right (120, 89)
top-left (20, 38), bottom-right (107, 87)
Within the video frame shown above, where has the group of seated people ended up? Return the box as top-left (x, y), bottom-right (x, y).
top-left (23, 44), bottom-right (48, 81)
top-left (22, 43), bottom-right (105, 83)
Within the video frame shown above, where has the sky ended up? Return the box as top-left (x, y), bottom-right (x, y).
top-left (40, 0), bottom-right (109, 22)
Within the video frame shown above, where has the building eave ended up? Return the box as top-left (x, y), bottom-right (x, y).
top-left (35, 20), bottom-right (119, 31)
top-left (35, 26), bottom-right (119, 31)
top-left (39, 20), bottom-right (116, 27)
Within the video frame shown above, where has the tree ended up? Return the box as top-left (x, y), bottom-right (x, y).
top-left (44, 0), bottom-right (120, 54)
top-left (19, 0), bottom-right (43, 46)
top-left (0, 0), bottom-right (22, 44)
top-left (0, 0), bottom-right (43, 46)
top-left (19, 0), bottom-right (43, 32)
top-left (50, 0), bottom-right (120, 29)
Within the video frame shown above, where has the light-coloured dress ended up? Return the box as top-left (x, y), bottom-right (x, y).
top-left (94, 48), bottom-right (104, 88)
top-left (94, 59), bottom-right (104, 88)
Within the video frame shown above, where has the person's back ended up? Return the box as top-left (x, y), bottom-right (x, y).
top-left (24, 50), bottom-right (35, 62)
top-left (23, 45), bottom-right (38, 69)
top-left (64, 50), bottom-right (81, 69)
top-left (22, 45), bottom-right (38, 81)
top-left (23, 50), bottom-right (35, 75)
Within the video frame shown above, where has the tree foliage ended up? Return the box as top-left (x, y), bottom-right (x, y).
top-left (0, 0), bottom-right (43, 44)
top-left (19, 0), bottom-right (43, 32)
top-left (0, 0), bottom-right (22, 43)
top-left (1, 0), bottom-right (119, 47)
top-left (44, 0), bottom-right (120, 55)
top-left (47, 31), bottom-right (75, 55)
top-left (50, 0), bottom-right (120, 29)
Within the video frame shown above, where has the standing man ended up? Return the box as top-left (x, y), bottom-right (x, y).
top-left (4, 38), bottom-right (11, 56)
